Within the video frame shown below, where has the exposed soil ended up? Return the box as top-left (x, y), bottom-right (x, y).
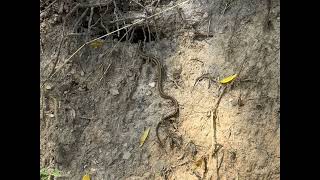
top-left (40, 0), bottom-right (280, 179)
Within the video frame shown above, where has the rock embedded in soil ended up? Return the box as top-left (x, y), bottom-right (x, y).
top-left (231, 98), bottom-right (238, 106)
top-left (148, 82), bottom-right (156, 88)
top-left (110, 88), bottom-right (120, 96)
top-left (123, 151), bottom-right (131, 160)
top-left (48, 113), bottom-right (55, 118)
top-left (80, 71), bottom-right (85, 76)
top-left (45, 84), bottom-right (52, 90)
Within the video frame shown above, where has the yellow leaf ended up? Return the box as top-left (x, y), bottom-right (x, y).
top-left (194, 158), bottom-right (203, 167)
top-left (139, 128), bottom-right (150, 147)
top-left (89, 39), bottom-right (104, 49)
top-left (219, 74), bottom-right (237, 84)
top-left (82, 174), bottom-right (90, 180)
top-left (191, 158), bottom-right (203, 170)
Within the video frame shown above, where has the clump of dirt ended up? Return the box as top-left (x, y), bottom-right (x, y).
top-left (40, 0), bottom-right (280, 179)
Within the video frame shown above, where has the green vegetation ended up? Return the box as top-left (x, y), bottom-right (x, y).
top-left (40, 168), bottom-right (61, 180)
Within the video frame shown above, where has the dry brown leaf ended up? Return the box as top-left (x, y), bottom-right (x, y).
top-left (194, 158), bottom-right (203, 167)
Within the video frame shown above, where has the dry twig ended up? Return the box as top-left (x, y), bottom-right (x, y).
top-left (87, 7), bottom-right (95, 41)
top-left (40, 88), bottom-right (45, 120)
top-left (72, 8), bottom-right (89, 32)
top-left (130, 0), bottom-right (147, 10)
top-left (91, 26), bottom-right (134, 84)
top-left (48, 33), bottom-right (65, 78)
top-left (113, 0), bottom-right (121, 37)
top-left (99, 63), bottom-right (112, 83)
top-left (45, 0), bottom-right (190, 83)
top-left (78, 2), bottom-right (112, 8)
top-left (41, 0), bottom-right (58, 14)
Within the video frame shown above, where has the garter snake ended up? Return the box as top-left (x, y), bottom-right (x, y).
top-left (138, 50), bottom-right (179, 148)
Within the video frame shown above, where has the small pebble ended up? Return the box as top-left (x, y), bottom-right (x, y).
top-left (40, 12), bottom-right (47, 19)
top-left (206, 111), bottom-right (211, 118)
top-left (45, 84), bottom-right (52, 90)
top-left (123, 152), bottom-right (131, 160)
top-left (231, 99), bottom-right (238, 106)
top-left (146, 90), bottom-right (152, 96)
top-left (148, 82), bottom-right (156, 88)
top-left (203, 12), bottom-right (208, 19)
top-left (48, 114), bottom-right (55, 118)
top-left (189, 31), bottom-right (195, 37)
top-left (110, 88), bottom-right (119, 96)
top-left (91, 168), bottom-right (97, 172)
top-left (70, 68), bottom-right (76, 74)
top-left (70, 109), bottom-right (76, 119)
top-left (53, 14), bottom-right (60, 23)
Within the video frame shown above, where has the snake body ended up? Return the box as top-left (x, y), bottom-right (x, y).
top-left (138, 51), bottom-right (179, 148)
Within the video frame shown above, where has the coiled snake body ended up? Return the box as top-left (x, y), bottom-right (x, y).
top-left (138, 51), bottom-right (179, 148)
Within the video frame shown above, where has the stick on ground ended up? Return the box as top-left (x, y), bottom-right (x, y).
top-left (44, 0), bottom-right (190, 83)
